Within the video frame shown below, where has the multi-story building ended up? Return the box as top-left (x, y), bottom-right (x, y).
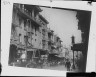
top-left (47, 30), bottom-right (63, 62)
top-left (48, 29), bottom-right (54, 53)
top-left (71, 11), bottom-right (91, 72)
top-left (9, 3), bottom-right (49, 64)
top-left (54, 35), bottom-right (63, 54)
top-left (9, 3), bottom-right (63, 65)
top-left (47, 29), bottom-right (62, 54)
top-left (39, 15), bottom-right (49, 51)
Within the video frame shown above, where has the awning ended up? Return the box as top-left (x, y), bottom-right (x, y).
top-left (38, 49), bottom-right (48, 55)
top-left (17, 44), bottom-right (26, 50)
top-left (48, 54), bottom-right (63, 61)
top-left (26, 47), bottom-right (38, 51)
top-left (49, 53), bottom-right (59, 55)
top-left (71, 43), bottom-right (85, 51)
top-left (51, 45), bottom-right (56, 49)
top-left (27, 48), bottom-right (35, 51)
top-left (55, 55), bottom-right (64, 58)
top-left (10, 39), bottom-right (18, 46)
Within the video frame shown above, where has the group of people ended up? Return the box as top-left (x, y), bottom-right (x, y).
top-left (65, 59), bottom-right (75, 71)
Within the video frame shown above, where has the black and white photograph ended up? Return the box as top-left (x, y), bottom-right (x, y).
top-left (8, 3), bottom-right (91, 72)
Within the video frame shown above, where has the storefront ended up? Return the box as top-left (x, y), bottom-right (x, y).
top-left (9, 39), bottom-right (27, 64)
top-left (9, 44), bottom-right (18, 64)
top-left (26, 48), bottom-right (36, 61)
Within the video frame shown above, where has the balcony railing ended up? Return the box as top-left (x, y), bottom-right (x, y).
top-left (10, 35), bottom-right (19, 45)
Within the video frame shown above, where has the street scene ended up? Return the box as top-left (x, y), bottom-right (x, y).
top-left (8, 3), bottom-right (91, 72)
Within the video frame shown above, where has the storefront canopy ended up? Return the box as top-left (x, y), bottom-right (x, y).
top-left (38, 49), bottom-right (48, 55)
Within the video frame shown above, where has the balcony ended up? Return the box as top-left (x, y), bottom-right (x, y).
top-left (14, 4), bottom-right (42, 27)
top-left (48, 38), bottom-right (54, 44)
top-left (49, 49), bottom-right (59, 55)
top-left (26, 27), bottom-right (32, 32)
top-left (10, 35), bottom-right (19, 45)
top-left (42, 36), bottom-right (48, 41)
top-left (34, 17), bottom-right (42, 26)
top-left (17, 42), bottom-right (26, 50)
top-left (12, 22), bottom-right (19, 27)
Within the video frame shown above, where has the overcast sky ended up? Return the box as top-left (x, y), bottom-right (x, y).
top-left (40, 7), bottom-right (82, 47)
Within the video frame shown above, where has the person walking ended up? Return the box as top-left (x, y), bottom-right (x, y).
top-left (66, 60), bottom-right (71, 71)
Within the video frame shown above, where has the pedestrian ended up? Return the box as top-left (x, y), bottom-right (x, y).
top-left (66, 60), bottom-right (71, 71)
top-left (70, 62), bottom-right (73, 71)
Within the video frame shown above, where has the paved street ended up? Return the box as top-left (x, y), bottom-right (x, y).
top-left (11, 61), bottom-right (80, 72)
top-left (43, 65), bottom-right (67, 71)
top-left (43, 65), bottom-right (79, 72)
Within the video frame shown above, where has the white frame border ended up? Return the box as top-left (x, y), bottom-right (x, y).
top-left (1, 0), bottom-right (96, 76)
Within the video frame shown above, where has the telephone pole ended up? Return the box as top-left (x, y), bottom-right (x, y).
top-left (71, 35), bottom-right (75, 69)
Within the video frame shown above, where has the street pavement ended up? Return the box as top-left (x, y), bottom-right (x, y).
top-left (10, 61), bottom-right (80, 72)
top-left (43, 65), bottom-right (79, 72)
top-left (43, 65), bottom-right (67, 71)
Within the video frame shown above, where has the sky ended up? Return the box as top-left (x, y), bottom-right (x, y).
top-left (40, 7), bottom-right (82, 47)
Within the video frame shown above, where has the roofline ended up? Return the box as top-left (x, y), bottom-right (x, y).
top-left (35, 6), bottom-right (42, 12)
top-left (39, 14), bottom-right (49, 24)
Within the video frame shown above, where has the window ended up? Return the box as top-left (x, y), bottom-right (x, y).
top-left (35, 50), bottom-right (40, 57)
top-left (19, 34), bottom-right (22, 43)
top-left (42, 40), bottom-right (46, 49)
top-left (42, 22), bottom-right (45, 26)
top-left (34, 11), bottom-right (38, 18)
top-left (24, 36), bottom-right (28, 45)
top-left (28, 32), bottom-right (31, 38)
top-left (28, 20), bottom-right (30, 28)
top-left (11, 25), bottom-right (15, 33)
top-left (35, 27), bottom-right (37, 35)
top-left (35, 39), bottom-right (36, 41)
top-left (11, 25), bottom-right (17, 38)
top-left (27, 51), bottom-right (33, 60)
top-left (57, 38), bottom-right (58, 42)
top-left (35, 34), bottom-right (37, 36)
top-left (20, 4), bottom-right (23, 9)
top-left (19, 16), bottom-right (22, 26)
top-left (12, 11), bottom-right (16, 23)
top-left (35, 27), bottom-right (36, 32)
top-left (24, 20), bottom-right (27, 30)
top-left (42, 29), bottom-right (45, 36)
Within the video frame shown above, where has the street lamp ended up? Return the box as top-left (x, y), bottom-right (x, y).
top-left (71, 35), bottom-right (75, 69)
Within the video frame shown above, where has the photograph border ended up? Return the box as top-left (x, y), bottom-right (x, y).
top-left (1, 0), bottom-right (96, 76)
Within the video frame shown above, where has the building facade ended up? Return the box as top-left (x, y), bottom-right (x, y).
top-left (71, 11), bottom-right (91, 72)
top-left (9, 3), bottom-right (63, 64)
top-left (47, 30), bottom-right (63, 54)
top-left (9, 3), bottom-right (49, 63)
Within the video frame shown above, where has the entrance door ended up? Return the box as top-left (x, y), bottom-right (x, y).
top-left (9, 44), bottom-right (17, 64)
top-left (27, 51), bottom-right (33, 61)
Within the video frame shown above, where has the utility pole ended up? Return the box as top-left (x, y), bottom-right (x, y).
top-left (71, 35), bottom-right (75, 69)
